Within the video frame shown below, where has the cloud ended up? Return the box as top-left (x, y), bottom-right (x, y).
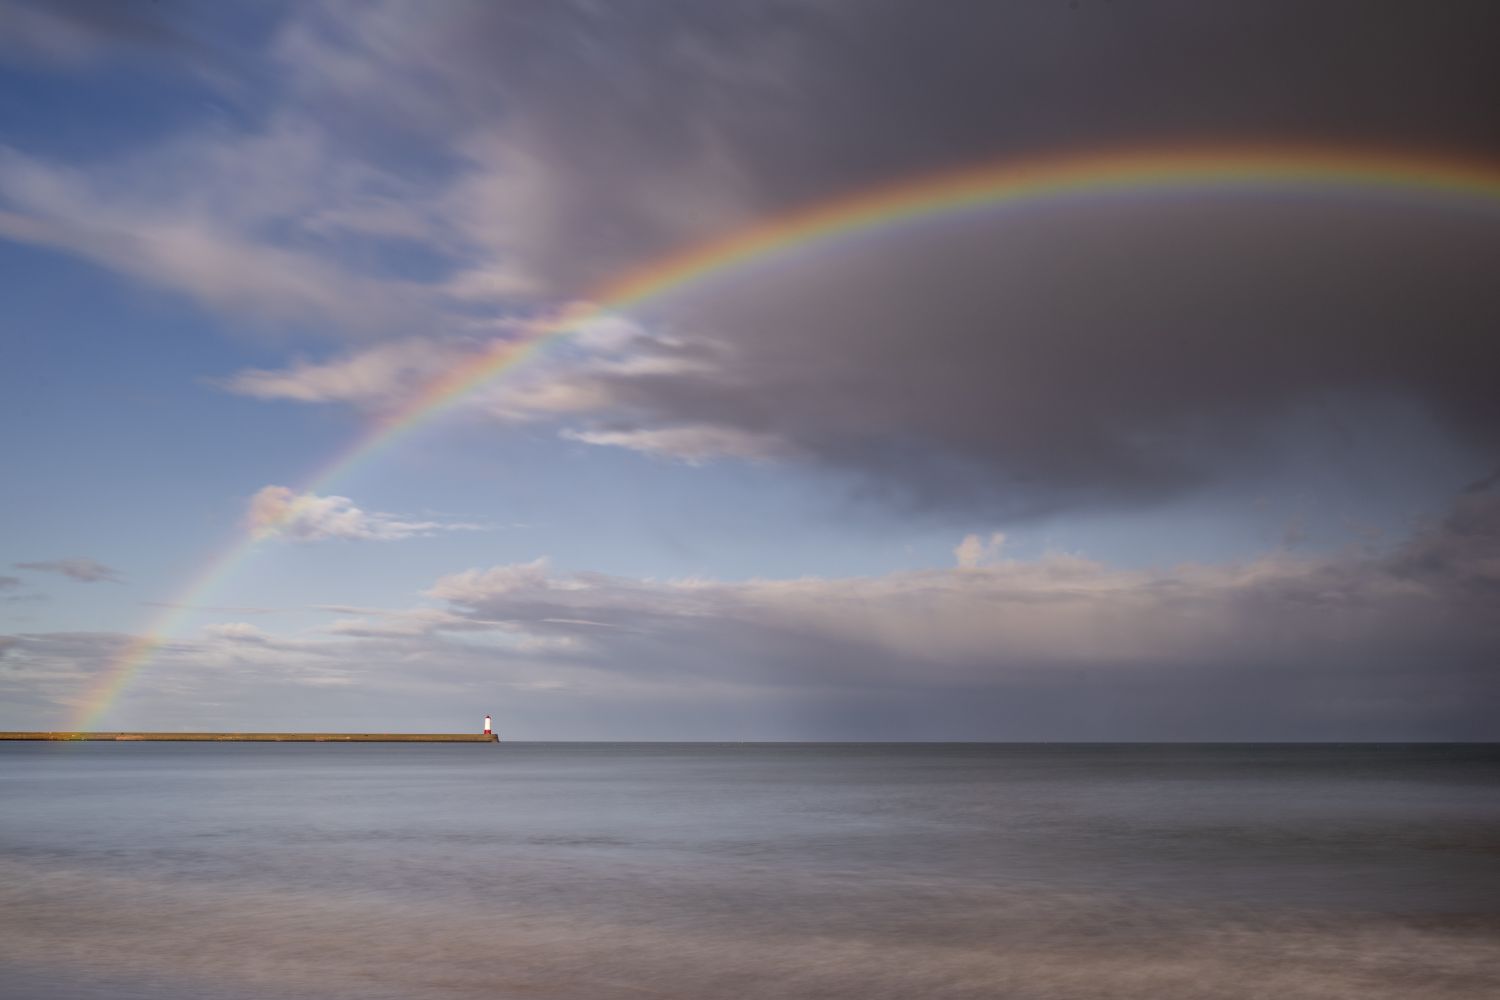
top-left (0, 132), bottom-right (427, 330)
top-left (427, 558), bottom-right (557, 603)
top-left (15, 558), bottom-right (122, 583)
top-left (261, 1), bottom-right (1499, 292)
top-left (0, 631), bottom-right (138, 719)
top-left (142, 602), bottom-right (278, 615)
top-left (0, 615), bottom-right (585, 731)
top-left (246, 486), bottom-right (483, 542)
top-left (0, 0), bottom-right (106, 67)
top-left (412, 488), bottom-right (1500, 738)
top-left (4, 490), bottom-right (1497, 737)
top-left (561, 425), bottom-right (788, 464)
top-left (0, 574), bottom-right (44, 605)
top-left (954, 532), bottom-right (1006, 569)
top-left (320, 605), bottom-right (504, 639)
top-left (0, 624), bottom-right (367, 727)
top-left (1383, 488), bottom-right (1500, 597)
top-left (216, 312), bottom-right (661, 417)
top-left (587, 199), bottom-right (1500, 516)
top-left (219, 338), bottom-right (475, 407)
top-left (4, 1), bottom-right (1499, 518)
top-left (280, 3), bottom-right (1500, 515)
top-left (202, 622), bottom-right (272, 643)
top-left (0, 0), bottom-right (190, 69)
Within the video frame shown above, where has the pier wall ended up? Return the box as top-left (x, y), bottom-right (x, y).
top-left (0, 732), bottom-right (498, 742)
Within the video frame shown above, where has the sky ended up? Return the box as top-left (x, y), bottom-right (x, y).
top-left (1, 0), bottom-right (1497, 740)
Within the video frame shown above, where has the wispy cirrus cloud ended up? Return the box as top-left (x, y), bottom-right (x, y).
top-left (0, 132), bottom-right (429, 331)
top-left (219, 337), bottom-right (477, 407)
top-left (0, 574), bottom-right (42, 606)
top-left (15, 558), bottom-right (123, 583)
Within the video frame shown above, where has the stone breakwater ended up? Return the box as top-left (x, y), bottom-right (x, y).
top-left (0, 732), bottom-right (498, 742)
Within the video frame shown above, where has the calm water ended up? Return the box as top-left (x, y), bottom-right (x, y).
top-left (1, 743), bottom-right (1497, 999)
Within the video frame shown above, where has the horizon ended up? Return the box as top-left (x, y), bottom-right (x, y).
top-left (7, 734), bottom-right (1498, 745)
top-left (2, 1), bottom-right (1498, 741)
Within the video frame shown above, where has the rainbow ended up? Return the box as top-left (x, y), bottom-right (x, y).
top-left (69, 143), bottom-right (1500, 730)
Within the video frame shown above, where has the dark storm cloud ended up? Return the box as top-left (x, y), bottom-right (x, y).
top-left (301, 0), bottom-right (1500, 291)
top-left (259, 0), bottom-right (1500, 516)
top-left (9, 1), bottom-right (1500, 517)
top-left (0, 0), bottom-right (207, 68)
top-left (594, 197), bottom-right (1500, 516)
top-left (1386, 487), bottom-right (1500, 598)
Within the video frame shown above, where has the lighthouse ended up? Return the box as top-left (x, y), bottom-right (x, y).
top-left (483, 715), bottom-right (493, 736)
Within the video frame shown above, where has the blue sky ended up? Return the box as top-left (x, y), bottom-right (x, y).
top-left (2, 1), bottom-right (1497, 738)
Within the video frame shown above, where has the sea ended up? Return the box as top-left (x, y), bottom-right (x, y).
top-left (1, 742), bottom-right (1496, 1000)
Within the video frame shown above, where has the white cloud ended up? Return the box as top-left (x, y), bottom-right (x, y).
top-left (219, 338), bottom-right (472, 406)
top-left (426, 558), bottom-right (559, 602)
top-left (216, 313), bottom-right (734, 450)
top-left (954, 532), bottom-right (1006, 569)
top-left (562, 425), bottom-right (788, 463)
top-left (440, 261), bottom-right (542, 302)
top-left (202, 622), bottom-right (271, 643)
top-left (217, 309), bottom-right (664, 415)
top-left (246, 486), bottom-right (482, 542)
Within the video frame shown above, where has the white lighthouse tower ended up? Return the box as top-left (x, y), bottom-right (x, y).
top-left (483, 714), bottom-right (493, 737)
